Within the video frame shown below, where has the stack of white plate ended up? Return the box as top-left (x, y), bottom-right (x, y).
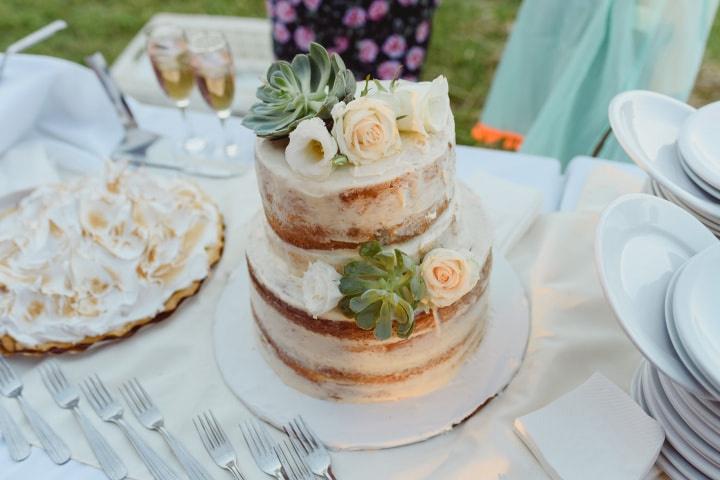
top-left (596, 194), bottom-right (720, 479)
top-left (609, 91), bottom-right (720, 237)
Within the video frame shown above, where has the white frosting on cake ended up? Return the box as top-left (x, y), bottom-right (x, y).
top-left (0, 165), bottom-right (222, 347)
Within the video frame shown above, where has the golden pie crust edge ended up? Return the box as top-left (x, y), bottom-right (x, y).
top-left (0, 215), bottom-right (225, 356)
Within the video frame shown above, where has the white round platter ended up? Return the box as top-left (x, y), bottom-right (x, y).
top-left (659, 372), bottom-right (720, 450)
top-left (674, 245), bottom-right (720, 394)
top-left (595, 194), bottom-right (717, 398)
top-left (664, 264), bottom-right (720, 400)
top-left (678, 102), bottom-right (720, 192)
top-left (608, 90), bottom-right (720, 220)
top-left (213, 254), bottom-right (530, 450)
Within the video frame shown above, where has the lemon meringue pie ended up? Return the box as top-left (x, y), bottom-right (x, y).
top-left (0, 165), bottom-right (223, 354)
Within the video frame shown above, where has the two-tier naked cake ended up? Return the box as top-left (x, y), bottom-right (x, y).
top-left (242, 44), bottom-right (492, 402)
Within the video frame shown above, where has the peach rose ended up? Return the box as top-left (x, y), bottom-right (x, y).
top-left (331, 97), bottom-right (402, 165)
top-left (421, 248), bottom-right (479, 307)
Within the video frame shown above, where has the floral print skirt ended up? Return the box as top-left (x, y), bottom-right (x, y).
top-left (267, 0), bottom-right (438, 81)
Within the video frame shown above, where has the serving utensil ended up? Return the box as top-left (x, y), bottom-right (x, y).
top-left (274, 439), bottom-right (313, 480)
top-left (40, 361), bottom-right (127, 479)
top-left (194, 410), bottom-right (246, 479)
top-left (240, 419), bottom-right (284, 479)
top-left (0, 356), bottom-right (70, 464)
top-left (284, 416), bottom-right (335, 480)
top-left (81, 374), bottom-right (179, 480)
top-left (121, 378), bottom-right (214, 480)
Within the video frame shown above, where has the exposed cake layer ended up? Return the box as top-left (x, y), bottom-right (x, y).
top-left (249, 253), bottom-right (491, 402)
top-left (244, 186), bottom-right (493, 402)
top-left (254, 116), bottom-right (456, 250)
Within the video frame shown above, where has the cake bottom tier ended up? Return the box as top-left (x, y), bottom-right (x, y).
top-left (248, 252), bottom-right (492, 403)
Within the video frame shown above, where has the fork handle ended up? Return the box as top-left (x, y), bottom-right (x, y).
top-left (158, 427), bottom-right (215, 480)
top-left (0, 402), bottom-right (30, 461)
top-left (115, 418), bottom-right (179, 480)
top-left (324, 468), bottom-right (337, 480)
top-left (227, 463), bottom-right (246, 480)
top-left (72, 407), bottom-right (127, 480)
top-left (16, 395), bottom-right (70, 464)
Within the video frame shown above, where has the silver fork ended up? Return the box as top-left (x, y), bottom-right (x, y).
top-left (274, 439), bottom-right (313, 480)
top-left (40, 361), bottom-right (127, 480)
top-left (239, 419), bottom-right (284, 479)
top-left (80, 375), bottom-right (179, 480)
top-left (121, 378), bottom-right (214, 480)
top-left (0, 400), bottom-right (30, 461)
top-left (284, 416), bottom-right (336, 480)
top-left (0, 356), bottom-right (70, 464)
top-left (194, 410), bottom-right (246, 480)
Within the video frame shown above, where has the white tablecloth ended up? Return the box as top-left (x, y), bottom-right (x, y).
top-left (0, 55), bottom-right (659, 480)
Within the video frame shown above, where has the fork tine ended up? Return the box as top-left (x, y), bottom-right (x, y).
top-left (288, 438), bottom-right (312, 477)
top-left (80, 379), bottom-right (101, 413)
top-left (119, 383), bottom-right (140, 416)
top-left (87, 376), bottom-right (106, 406)
top-left (51, 361), bottom-right (69, 387)
top-left (45, 363), bottom-right (63, 392)
top-left (209, 411), bottom-right (226, 443)
top-left (241, 422), bottom-right (261, 458)
top-left (131, 378), bottom-right (153, 410)
top-left (297, 416), bottom-right (320, 448)
top-left (286, 420), bottom-right (311, 454)
top-left (39, 364), bottom-right (56, 395)
top-left (256, 420), bottom-right (276, 454)
top-left (275, 441), bottom-right (299, 480)
top-left (201, 412), bottom-right (219, 449)
top-left (94, 374), bottom-right (113, 403)
top-left (193, 417), bottom-right (212, 451)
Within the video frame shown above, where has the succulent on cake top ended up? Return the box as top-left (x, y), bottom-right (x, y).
top-left (302, 242), bottom-right (480, 340)
top-left (243, 42), bottom-right (451, 179)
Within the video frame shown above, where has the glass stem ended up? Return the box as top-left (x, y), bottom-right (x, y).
top-left (219, 115), bottom-right (233, 158)
top-left (179, 105), bottom-right (194, 145)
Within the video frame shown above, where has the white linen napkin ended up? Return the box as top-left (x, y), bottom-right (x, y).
top-left (0, 140), bottom-right (59, 197)
top-left (514, 373), bottom-right (664, 480)
top-left (466, 171), bottom-right (543, 254)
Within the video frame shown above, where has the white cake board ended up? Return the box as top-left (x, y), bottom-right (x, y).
top-left (213, 254), bottom-right (530, 450)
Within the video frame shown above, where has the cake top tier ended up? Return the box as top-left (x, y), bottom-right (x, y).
top-left (242, 42), bottom-right (453, 184)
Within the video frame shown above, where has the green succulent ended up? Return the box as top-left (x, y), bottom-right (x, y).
top-left (242, 42), bottom-right (356, 139)
top-left (339, 241), bottom-right (426, 340)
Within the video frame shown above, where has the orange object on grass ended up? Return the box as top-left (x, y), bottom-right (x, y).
top-left (471, 123), bottom-right (523, 151)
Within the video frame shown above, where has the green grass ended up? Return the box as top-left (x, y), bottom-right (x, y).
top-left (1, 0), bottom-right (718, 146)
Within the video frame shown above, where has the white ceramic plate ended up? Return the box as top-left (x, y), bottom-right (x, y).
top-left (674, 245), bottom-right (720, 393)
top-left (658, 371), bottom-right (720, 449)
top-left (608, 90), bottom-right (720, 220)
top-left (665, 264), bottom-right (720, 400)
top-left (213, 255), bottom-right (530, 450)
top-left (596, 194), bottom-right (717, 397)
top-left (678, 102), bottom-right (720, 191)
top-left (655, 182), bottom-right (720, 233)
top-left (673, 383), bottom-right (720, 437)
top-left (642, 364), bottom-right (720, 477)
top-left (679, 150), bottom-right (720, 201)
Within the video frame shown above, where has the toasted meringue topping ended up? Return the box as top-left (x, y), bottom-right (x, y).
top-left (0, 164), bottom-right (222, 347)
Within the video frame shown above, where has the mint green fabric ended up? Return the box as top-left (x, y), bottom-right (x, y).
top-left (481, 0), bottom-right (718, 167)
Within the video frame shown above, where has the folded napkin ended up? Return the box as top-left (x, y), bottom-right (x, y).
top-left (0, 140), bottom-right (59, 197)
top-left (514, 373), bottom-right (664, 480)
top-left (0, 54), bottom-right (123, 174)
top-left (466, 171), bottom-right (543, 254)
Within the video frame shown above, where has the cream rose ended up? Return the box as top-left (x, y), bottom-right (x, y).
top-left (421, 248), bottom-right (479, 308)
top-left (420, 75), bottom-right (451, 133)
top-left (302, 261), bottom-right (343, 318)
top-left (331, 97), bottom-right (402, 165)
top-left (285, 117), bottom-right (338, 179)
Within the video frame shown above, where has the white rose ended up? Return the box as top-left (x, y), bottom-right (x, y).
top-left (285, 117), bottom-right (338, 179)
top-left (421, 248), bottom-right (479, 308)
top-left (302, 261), bottom-right (343, 318)
top-left (420, 75), bottom-right (451, 133)
top-left (331, 97), bottom-right (402, 165)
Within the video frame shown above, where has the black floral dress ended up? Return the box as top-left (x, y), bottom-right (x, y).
top-left (267, 0), bottom-right (438, 81)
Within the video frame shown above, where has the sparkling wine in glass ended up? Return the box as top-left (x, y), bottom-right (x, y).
top-left (146, 24), bottom-right (206, 153)
top-left (189, 32), bottom-right (242, 160)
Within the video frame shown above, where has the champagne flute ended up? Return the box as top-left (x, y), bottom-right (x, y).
top-left (189, 32), bottom-right (243, 163)
top-left (146, 24), bottom-right (206, 153)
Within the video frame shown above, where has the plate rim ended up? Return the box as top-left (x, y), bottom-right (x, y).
top-left (678, 102), bottom-right (720, 192)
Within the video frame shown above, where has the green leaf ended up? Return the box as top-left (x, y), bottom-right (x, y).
top-left (339, 276), bottom-right (378, 296)
top-left (374, 250), bottom-right (397, 270)
top-left (343, 261), bottom-right (387, 278)
top-left (355, 302), bottom-right (381, 330)
top-left (359, 241), bottom-right (382, 258)
top-left (374, 301), bottom-right (393, 340)
top-left (360, 74), bottom-right (371, 97)
top-left (373, 79), bottom-right (388, 93)
top-left (338, 296), bottom-right (353, 317)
